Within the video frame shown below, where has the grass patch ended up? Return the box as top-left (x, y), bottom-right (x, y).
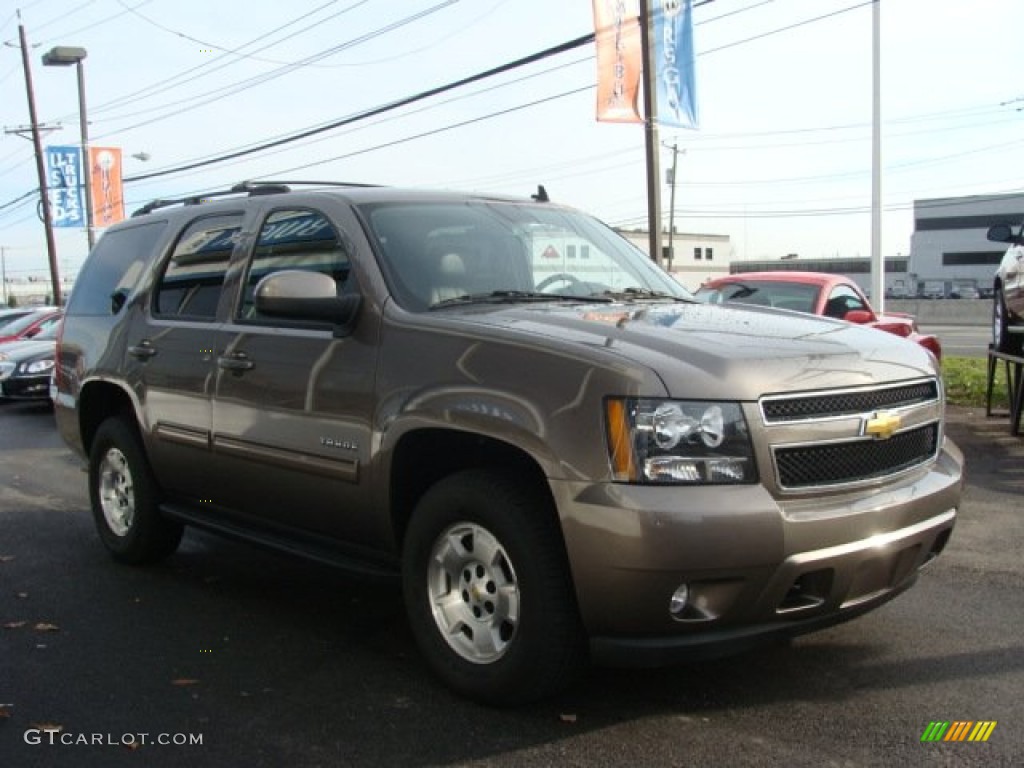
top-left (942, 356), bottom-right (1011, 409)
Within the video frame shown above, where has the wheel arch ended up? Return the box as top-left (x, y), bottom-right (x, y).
top-left (388, 428), bottom-right (559, 551)
top-left (78, 380), bottom-right (139, 456)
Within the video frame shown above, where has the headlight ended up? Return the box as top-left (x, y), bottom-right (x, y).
top-left (20, 358), bottom-right (56, 375)
top-left (605, 398), bottom-right (756, 484)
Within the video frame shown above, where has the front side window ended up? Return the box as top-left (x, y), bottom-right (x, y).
top-left (238, 209), bottom-right (351, 322)
top-left (824, 285), bottom-right (867, 318)
top-left (154, 214), bottom-right (241, 320)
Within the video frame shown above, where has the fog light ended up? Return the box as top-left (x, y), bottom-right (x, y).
top-left (669, 584), bottom-right (690, 616)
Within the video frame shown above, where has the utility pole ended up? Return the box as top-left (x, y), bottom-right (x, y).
top-left (664, 141), bottom-right (682, 269)
top-left (639, 0), bottom-right (663, 265)
top-left (17, 17), bottom-right (62, 306)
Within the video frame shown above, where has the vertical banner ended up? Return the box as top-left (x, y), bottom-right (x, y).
top-left (88, 146), bottom-right (125, 228)
top-left (654, 0), bottom-right (698, 129)
top-left (45, 145), bottom-right (85, 228)
top-left (593, 0), bottom-right (643, 123)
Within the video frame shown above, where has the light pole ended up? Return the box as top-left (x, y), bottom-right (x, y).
top-left (42, 45), bottom-right (94, 252)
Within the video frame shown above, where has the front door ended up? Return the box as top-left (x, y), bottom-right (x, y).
top-left (209, 207), bottom-right (382, 548)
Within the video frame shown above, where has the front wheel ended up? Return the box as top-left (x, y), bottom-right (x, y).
top-left (402, 470), bottom-right (585, 705)
top-left (89, 418), bottom-right (183, 564)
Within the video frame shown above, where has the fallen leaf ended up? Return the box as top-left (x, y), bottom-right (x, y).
top-left (171, 678), bottom-right (200, 687)
top-left (559, 713), bottom-right (578, 723)
top-left (0, 707), bottom-right (12, 719)
top-left (0, 556), bottom-right (14, 563)
top-left (33, 622), bottom-right (60, 632)
top-left (3, 621), bottom-right (27, 629)
top-left (16, 593), bottom-right (28, 599)
top-left (124, 742), bottom-right (142, 751)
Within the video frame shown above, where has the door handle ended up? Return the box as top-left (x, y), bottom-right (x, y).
top-left (128, 341), bottom-right (157, 360)
top-left (217, 352), bottom-right (254, 372)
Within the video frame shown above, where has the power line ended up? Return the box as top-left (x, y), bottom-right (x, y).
top-left (122, 33), bottom-right (596, 183)
top-left (92, 1), bottom-right (459, 131)
top-left (73, 0), bottom-right (350, 119)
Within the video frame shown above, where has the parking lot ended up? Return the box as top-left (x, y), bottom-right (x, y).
top-left (1, 399), bottom-right (1021, 767)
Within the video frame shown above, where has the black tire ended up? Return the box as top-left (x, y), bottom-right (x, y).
top-left (88, 418), bottom-right (183, 564)
top-left (993, 287), bottom-right (1023, 356)
top-left (402, 469), bottom-right (586, 705)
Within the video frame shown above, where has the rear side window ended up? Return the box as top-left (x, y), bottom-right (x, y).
top-left (65, 220), bottom-right (168, 316)
top-left (154, 214), bottom-right (241, 320)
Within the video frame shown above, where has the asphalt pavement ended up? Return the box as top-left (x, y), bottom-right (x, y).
top-left (0, 399), bottom-right (1021, 767)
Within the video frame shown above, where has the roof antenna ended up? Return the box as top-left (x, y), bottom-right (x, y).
top-left (531, 184), bottom-right (549, 203)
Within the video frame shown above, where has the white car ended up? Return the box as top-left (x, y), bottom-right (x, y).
top-left (987, 224), bottom-right (1024, 356)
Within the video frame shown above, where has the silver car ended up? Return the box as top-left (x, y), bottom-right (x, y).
top-left (987, 224), bottom-right (1024, 355)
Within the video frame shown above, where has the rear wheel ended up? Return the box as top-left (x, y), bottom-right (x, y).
top-left (993, 286), bottom-right (1023, 356)
top-left (402, 469), bottom-right (585, 705)
top-left (89, 418), bottom-right (183, 564)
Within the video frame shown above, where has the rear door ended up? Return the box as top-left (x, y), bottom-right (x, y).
top-left (125, 212), bottom-right (242, 500)
top-left (209, 205), bottom-right (384, 548)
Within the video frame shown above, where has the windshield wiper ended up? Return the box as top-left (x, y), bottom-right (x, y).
top-left (601, 287), bottom-right (694, 302)
top-left (430, 290), bottom-right (613, 309)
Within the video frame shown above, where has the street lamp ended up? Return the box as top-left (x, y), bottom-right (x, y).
top-left (42, 45), bottom-right (94, 252)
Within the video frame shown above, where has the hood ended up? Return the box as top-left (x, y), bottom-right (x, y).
top-left (0, 338), bottom-right (56, 363)
top-left (435, 300), bottom-right (938, 401)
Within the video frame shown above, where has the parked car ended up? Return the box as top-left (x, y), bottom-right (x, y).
top-left (0, 321), bottom-right (59, 400)
top-left (0, 307), bottom-right (62, 344)
top-left (695, 272), bottom-right (942, 361)
top-left (986, 223), bottom-right (1024, 356)
top-left (54, 182), bottom-right (962, 704)
top-left (949, 286), bottom-right (980, 300)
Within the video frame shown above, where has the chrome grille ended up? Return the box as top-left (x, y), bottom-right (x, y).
top-left (762, 381), bottom-right (939, 423)
top-left (775, 424), bottom-right (939, 489)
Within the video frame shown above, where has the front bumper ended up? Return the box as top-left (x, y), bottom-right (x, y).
top-left (1, 374), bottom-right (53, 400)
top-left (553, 440), bottom-right (963, 666)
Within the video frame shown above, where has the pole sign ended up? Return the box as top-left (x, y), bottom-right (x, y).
top-left (45, 145), bottom-right (85, 228)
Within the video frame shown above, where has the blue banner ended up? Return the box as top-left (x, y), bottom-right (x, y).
top-left (45, 145), bottom-right (85, 228)
top-left (654, 0), bottom-right (698, 129)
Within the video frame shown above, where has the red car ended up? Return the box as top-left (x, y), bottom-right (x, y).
top-left (0, 308), bottom-right (63, 345)
top-left (696, 272), bottom-right (942, 361)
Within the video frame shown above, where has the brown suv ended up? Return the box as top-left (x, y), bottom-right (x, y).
top-left (54, 182), bottom-right (963, 704)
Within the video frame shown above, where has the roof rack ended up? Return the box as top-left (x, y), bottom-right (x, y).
top-left (131, 180), bottom-right (384, 217)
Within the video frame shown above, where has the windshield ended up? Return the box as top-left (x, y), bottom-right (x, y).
top-left (0, 310), bottom-right (55, 336)
top-left (358, 201), bottom-right (693, 311)
top-left (696, 281), bottom-right (820, 313)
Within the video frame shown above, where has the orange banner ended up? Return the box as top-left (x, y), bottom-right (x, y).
top-left (88, 146), bottom-right (125, 228)
top-left (593, 0), bottom-right (642, 123)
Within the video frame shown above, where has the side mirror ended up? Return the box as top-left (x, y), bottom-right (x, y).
top-left (843, 309), bottom-right (874, 325)
top-left (987, 224), bottom-right (1023, 245)
top-left (254, 271), bottom-right (361, 337)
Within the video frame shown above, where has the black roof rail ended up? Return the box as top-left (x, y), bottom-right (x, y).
top-left (131, 180), bottom-right (385, 217)
top-left (245, 180), bottom-right (384, 189)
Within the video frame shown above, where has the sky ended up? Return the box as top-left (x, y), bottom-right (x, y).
top-left (1, 0), bottom-right (1023, 281)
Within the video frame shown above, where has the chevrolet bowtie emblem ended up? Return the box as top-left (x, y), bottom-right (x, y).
top-left (864, 410), bottom-right (901, 440)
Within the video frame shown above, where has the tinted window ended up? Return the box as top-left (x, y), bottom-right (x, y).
top-left (65, 221), bottom-right (168, 316)
top-left (154, 214), bottom-right (240, 320)
top-left (238, 209), bottom-right (351, 322)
